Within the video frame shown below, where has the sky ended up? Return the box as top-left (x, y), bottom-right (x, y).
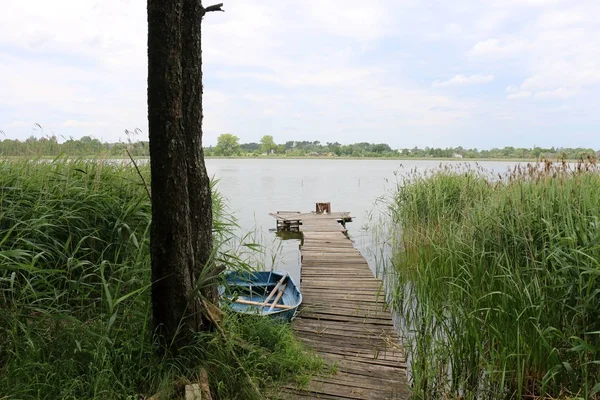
top-left (1, 0), bottom-right (599, 149)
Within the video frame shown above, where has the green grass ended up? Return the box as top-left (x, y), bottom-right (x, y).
top-left (387, 160), bottom-right (600, 399)
top-left (0, 157), bottom-right (322, 399)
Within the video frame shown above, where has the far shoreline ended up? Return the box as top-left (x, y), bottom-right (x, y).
top-left (1, 155), bottom-right (588, 163)
top-left (203, 155), bottom-right (552, 162)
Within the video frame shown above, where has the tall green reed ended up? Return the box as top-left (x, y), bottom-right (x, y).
top-left (0, 157), bottom-right (321, 399)
top-left (388, 161), bottom-right (600, 399)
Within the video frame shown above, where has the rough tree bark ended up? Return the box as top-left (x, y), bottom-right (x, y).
top-left (147, 0), bottom-right (224, 350)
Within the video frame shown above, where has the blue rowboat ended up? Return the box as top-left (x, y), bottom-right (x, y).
top-left (219, 270), bottom-right (302, 321)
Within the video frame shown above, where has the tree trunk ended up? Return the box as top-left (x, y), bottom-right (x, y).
top-left (147, 0), bottom-right (217, 350)
top-left (181, 0), bottom-right (218, 314)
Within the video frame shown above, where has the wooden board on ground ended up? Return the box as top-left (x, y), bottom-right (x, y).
top-left (272, 208), bottom-right (409, 399)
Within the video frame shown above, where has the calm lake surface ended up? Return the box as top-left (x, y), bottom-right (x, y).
top-left (205, 158), bottom-right (525, 283)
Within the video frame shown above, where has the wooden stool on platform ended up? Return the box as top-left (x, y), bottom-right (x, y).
top-left (315, 202), bottom-right (331, 214)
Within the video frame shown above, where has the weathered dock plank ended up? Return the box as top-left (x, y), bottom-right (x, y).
top-left (271, 209), bottom-right (409, 399)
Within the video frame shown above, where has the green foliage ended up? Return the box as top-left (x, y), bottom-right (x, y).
top-left (195, 313), bottom-right (322, 399)
top-left (215, 133), bottom-right (241, 156)
top-left (1, 128), bottom-right (599, 160)
top-left (239, 142), bottom-right (260, 153)
top-left (401, 145), bottom-right (598, 160)
top-left (388, 161), bottom-right (600, 399)
top-left (0, 158), bottom-right (321, 399)
top-left (260, 135), bottom-right (277, 154)
top-left (0, 127), bottom-right (147, 157)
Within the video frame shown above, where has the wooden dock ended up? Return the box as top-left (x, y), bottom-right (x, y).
top-left (269, 211), bottom-right (352, 233)
top-left (272, 209), bottom-right (409, 399)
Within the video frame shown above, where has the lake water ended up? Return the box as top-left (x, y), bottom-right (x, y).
top-left (205, 158), bottom-right (525, 283)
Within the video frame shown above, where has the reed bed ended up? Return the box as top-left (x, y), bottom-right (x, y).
top-left (389, 160), bottom-right (600, 399)
top-left (0, 157), bottom-right (321, 399)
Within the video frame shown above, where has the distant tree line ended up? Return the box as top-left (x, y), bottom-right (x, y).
top-left (0, 133), bottom-right (148, 157)
top-left (397, 146), bottom-right (600, 160)
top-left (208, 134), bottom-right (403, 157)
top-left (1, 133), bottom-right (598, 161)
top-left (207, 134), bottom-right (599, 160)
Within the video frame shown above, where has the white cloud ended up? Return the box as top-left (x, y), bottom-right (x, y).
top-left (498, 0), bottom-right (566, 6)
top-left (0, 1), bottom-right (145, 71)
top-left (536, 10), bottom-right (584, 28)
top-left (63, 120), bottom-right (107, 128)
top-left (445, 23), bottom-right (463, 35)
top-left (432, 74), bottom-right (494, 88)
top-left (507, 91), bottom-right (532, 99)
top-left (505, 86), bottom-right (532, 99)
top-left (5, 121), bottom-right (30, 128)
top-left (469, 38), bottom-right (530, 58)
top-left (467, 1), bottom-right (600, 107)
top-left (215, 66), bottom-right (381, 88)
top-left (301, 0), bottom-right (391, 41)
top-left (534, 88), bottom-right (578, 99)
top-left (475, 10), bottom-right (509, 34)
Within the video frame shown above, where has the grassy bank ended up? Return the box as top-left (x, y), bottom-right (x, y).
top-left (0, 158), bottom-right (322, 399)
top-left (388, 161), bottom-right (600, 399)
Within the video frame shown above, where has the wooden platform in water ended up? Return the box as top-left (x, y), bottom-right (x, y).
top-left (269, 211), bottom-right (353, 233)
top-left (271, 211), bottom-right (410, 399)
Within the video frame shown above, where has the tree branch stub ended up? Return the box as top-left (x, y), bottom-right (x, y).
top-left (204, 3), bottom-right (224, 12)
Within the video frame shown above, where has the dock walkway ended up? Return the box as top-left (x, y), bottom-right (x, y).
top-left (273, 209), bottom-right (409, 399)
